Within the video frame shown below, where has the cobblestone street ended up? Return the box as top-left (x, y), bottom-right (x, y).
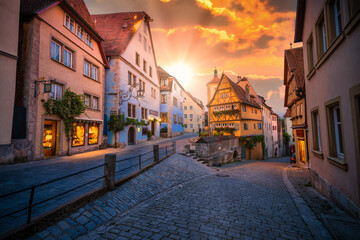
top-left (21, 152), bottom-right (360, 240)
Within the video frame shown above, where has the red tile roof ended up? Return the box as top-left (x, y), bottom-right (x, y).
top-left (207, 76), bottom-right (220, 85)
top-left (283, 108), bottom-right (291, 118)
top-left (284, 47), bottom-right (305, 91)
top-left (21, 0), bottom-right (99, 38)
top-left (92, 12), bottom-right (148, 56)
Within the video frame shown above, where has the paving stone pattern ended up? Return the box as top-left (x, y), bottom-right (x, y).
top-left (78, 161), bottom-right (314, 240)
top-left (0, 134), bottom-right (195, 235)
top-left (28, 154), bottom-right (211, 240)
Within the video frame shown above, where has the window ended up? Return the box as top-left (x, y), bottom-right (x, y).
top-left (65, 14), bottom-right (75, 32)
top-left (231, 104), bottom-right (237, 109)
top-left (63, 49), bottom-right (72, 68)
top-left (84, 93), bottom-right (91, 107)
top-left (174, 83), bottom-right (177, 91)
top-left (161, 79), bottom-right (167, 86)
top-left (180, 102), bottom-right (183, 110)
top-left (161, 94), bottom-right (167, 104)
top-left (143, 60), bottom-right (147, 72)
top-left (307, 34), bottom-right (315, 71)
top-left (143, 82), bottom-right (145, 93)
top-left (85, 34), bottom-right (92, 48)
top-left (50, 83), bottom-right (63, 100)
top-left (258, 123), bottom-right (262, 129)
top-left (326, 103), bottom-right (344, 159)
top-left (255, 110), bottom-right (257, 114)
top-left (160, 113), bottom-right (167, 122)
top-left (143, 37), bottom-right (147, 51)
top-left (229, 123), bottom-right (234, 128)
top-left (254, 124), bottom-right (256, 129)
top-left (141, 108), bottom-right (148, 120)
top-left (311, 110), bottom-right (322, 152)
top-left (190, 106), bottom-right (193, 110)
top-left (333, 0), bottom-right (342, 37)
top-left (244, 123), bottom-right (248, 130)
top-left (88, 123), bottom-right (99, 145)
top-left (84, 61), bottom-right (90, 77)
top-left (216, 123), bottom-right (221, 128)
top-left (184, 106), bottom-right (187, 110)
top-left (128, 71), bottom-right (132, 85)
top-left (143, 22), bottom-right (147, 34)
top-left (50, 39), bottom-right (74, 68)
top-left (173, 114), bottom-right (177, 124)
top-left (316, 13), bottom-right (327, 57)
top-left (173, 97), bottom-right (177, 107)
top-left (92, 96), bottom-right (99, 110)
top-left (184, 114), bottom-right (187, 119)
top-left (190, 114), bottom-right (193, 119)
top-left (136, 52), bottom-right (140, 66)
top-left (222, 123), bottom-right (227, 128)
top-left (242, 105), bottom-right (247, 112)
top-left (91, 65), bottom-right (98, 81)
top-left (151, 88), bottom-right (156, 99)
top-left (252, 109), bottom-right (253, 113)
top-left (72, 122), bottom-right (85, 146)
top-left (77, 25), bottom-right (84, 41)
top-left (149, 66), bottom-right (152, 77)
top-left (133, 75), bottom-right (137, 87)
top-left (51, 41), bottom-right (61, 62)
top-left (190, 124), bottom-right (193, 128)
top-left (128, 103), bottom-right (136, 118)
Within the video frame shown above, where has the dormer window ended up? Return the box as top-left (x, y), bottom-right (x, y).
top-left (86, 34), bottom-right (92, 48)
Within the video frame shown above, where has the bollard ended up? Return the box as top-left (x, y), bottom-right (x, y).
top-left (153, 145), bottom-right (159, 163)
top-left (172, 141), bottom-right (176, 153)
top-left (104, 154), bottom-right (116, 191)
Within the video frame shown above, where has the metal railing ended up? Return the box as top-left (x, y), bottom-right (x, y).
top-left (0, 142), bottom-right (176, 235)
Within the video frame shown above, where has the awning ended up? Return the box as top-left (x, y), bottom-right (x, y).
top-left (75, 118), bottom-right (103, 123)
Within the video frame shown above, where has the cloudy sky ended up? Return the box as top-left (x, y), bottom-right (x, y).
top-left (85, 0), bottom-right (302, 116)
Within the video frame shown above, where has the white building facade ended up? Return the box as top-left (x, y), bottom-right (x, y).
top-left (184, 92), bottom-right (205, 133)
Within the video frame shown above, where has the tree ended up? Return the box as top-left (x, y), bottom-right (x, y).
top-left (108, 114), bottom-right (125, 148)
top-left (42, 88), bottom-right (86, 155)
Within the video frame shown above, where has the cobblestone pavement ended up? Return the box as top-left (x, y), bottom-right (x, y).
top-left (27, 153), bottom-right (211, 240)
top-left (0, 134), bottom-right (197, 235)
top-left (77, 159), bottom-right (316, 240)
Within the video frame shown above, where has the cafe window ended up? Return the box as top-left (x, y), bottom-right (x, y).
top-left (88, 123), bottom-right (99, 145)
top-left (160, 113), bottom-right (167, 122)
top-left (72, 122), bottom-right (85, 146)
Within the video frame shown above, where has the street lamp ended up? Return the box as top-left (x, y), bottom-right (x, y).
top-left (119, 83), bottom-right (144, 105)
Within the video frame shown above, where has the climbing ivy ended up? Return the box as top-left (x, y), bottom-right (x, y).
top-left (239, 135), bottom-right (265, 160)
top-left (215, 127), bottom-right (236, 135)
top-left (42, 88), bottom-right (86, 154)
top-left (107, 114), bottom-right (150, 148)
top-left (213, 109), bottom-right (239, 117)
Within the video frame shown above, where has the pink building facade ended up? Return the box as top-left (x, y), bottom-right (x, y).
top-left (295, 0), bottom-right (360, 216)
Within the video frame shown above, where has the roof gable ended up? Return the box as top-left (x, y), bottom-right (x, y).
top-left (92, 12), bottom-right (147, 56)
top-left (208, 73), bottom-right (261, 109)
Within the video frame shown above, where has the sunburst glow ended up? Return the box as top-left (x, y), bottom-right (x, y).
top-left (165, 63), bottom-right (193, 85)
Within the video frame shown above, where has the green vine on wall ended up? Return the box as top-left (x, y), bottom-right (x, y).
top-left (213, 109), bottom-right (239, 117)
top-left (42, 88), bottom-right (86, 154)
top-left (215, 127), bottom-right (236, 135)
top-left (239, 135), bottom-right (265, 160)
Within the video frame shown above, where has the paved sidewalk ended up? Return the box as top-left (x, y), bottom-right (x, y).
top-left (0, 133), bottom-right (197, 236)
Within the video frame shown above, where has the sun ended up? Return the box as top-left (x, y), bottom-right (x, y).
top-left (165, 63), bottom-right (193, 86)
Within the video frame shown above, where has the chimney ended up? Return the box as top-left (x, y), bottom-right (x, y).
top-left (214, 67), bottom-right (218, 78)
top-left (237, 75), bottom-right (241, 84)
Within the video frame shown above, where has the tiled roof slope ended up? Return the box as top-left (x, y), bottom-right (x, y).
top-left (21, 0), bottom-right (97, 33)
top-left (207, 76), bottom-right (220, 85)
top-left (284, 47), bottom-right (305, 91)
top-left (283, 108), bottom-right (291, 118)
top-left (225, 75), bottom-right (261, 109)
top-left (92, 12), bottom-right (146, 56)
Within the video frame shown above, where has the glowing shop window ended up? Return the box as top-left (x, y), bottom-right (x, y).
top-left (72, 122), bottom-right (85, 146)
top-left (88, 123), bottom-right (99, 145)
top-left (43, 125), bottom-right (53, 149)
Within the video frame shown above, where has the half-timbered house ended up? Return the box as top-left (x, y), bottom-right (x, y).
top-left (208, 73), bottom-right (263, 159)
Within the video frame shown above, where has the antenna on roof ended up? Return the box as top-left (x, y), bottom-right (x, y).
top-left (123, 18), bottom-right (130, 30)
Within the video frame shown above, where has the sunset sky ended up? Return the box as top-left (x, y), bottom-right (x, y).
top-left (85, 0), bottom-right (302, 116)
